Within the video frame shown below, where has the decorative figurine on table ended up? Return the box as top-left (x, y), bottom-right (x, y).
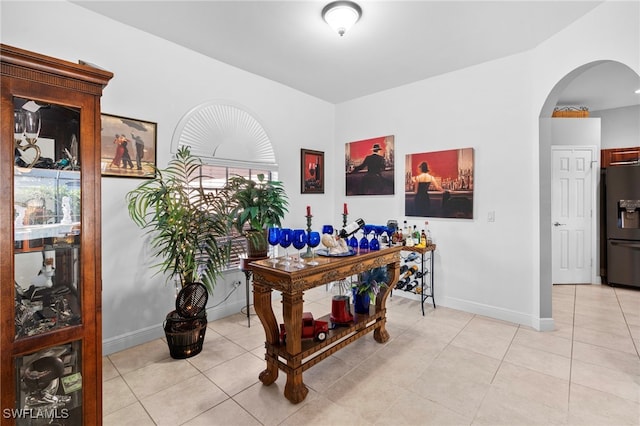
top-left (279, 312), bottom-right (328, 344)
top-left (321, 233), bottom-right (350, 255)
top-left (330, 294), bottom-right (354, 325)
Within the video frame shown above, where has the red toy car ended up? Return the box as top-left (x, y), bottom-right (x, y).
top-left (280, 312), bottom-right (328, 344)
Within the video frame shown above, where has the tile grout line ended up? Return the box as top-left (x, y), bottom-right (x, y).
top-left (567, 285), bottom-right (576, 412)
top-left (459, 313), bottom-right (511, 425)
top-left (104, 355), bottom-right (151, 421)
top-left (103, 286), bottom-right (636, 425)
top-left (613, 287), bottom-right (640, 359)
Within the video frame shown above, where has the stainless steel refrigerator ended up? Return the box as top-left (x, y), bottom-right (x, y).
top-left (606, 164), bottom-right (640, 287)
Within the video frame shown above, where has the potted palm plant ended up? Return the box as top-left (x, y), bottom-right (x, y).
top-left (126, 146), bottom-right (235, 358)
top-left (224, 174), bottom-right (289, 258)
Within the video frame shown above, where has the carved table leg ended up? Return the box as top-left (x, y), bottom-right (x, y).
top-left (284, 364), bottom-right (308, 404)
top-left (253, 281), bottom-right (279, 385)
top-left (282, 291), bottom-right (308, 403)
top-left (374, 258), bottom-right (400, 343)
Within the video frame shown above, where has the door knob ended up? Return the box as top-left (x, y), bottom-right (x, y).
top-left (553, 222), bottom-right (566, 227)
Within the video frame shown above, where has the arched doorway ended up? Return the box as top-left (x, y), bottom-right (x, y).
top-left (538, 60), bottom-right (640, 324)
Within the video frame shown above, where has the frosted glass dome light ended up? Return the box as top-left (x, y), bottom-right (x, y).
top-left (322, 1), bottom-right (362, 37)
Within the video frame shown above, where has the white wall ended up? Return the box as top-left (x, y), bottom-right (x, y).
top-left (335, 1), bottom-right (639, 329)
top-left (335, 52), bottom-right (539, 325)
top-left (551, 118), bottom-right (601, 147)
top-left (591, 105), bottom-right (640, 149)
top-left (533, 1), bottom-right (639, 322)
top-left (2, 1), bottom-right (335, 354)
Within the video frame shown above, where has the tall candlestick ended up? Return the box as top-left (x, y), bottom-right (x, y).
top-left (302, 212), bottom-right (313, 258)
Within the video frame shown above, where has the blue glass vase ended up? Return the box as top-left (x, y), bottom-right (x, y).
top-left (353, 290), bottom-right (370, 315)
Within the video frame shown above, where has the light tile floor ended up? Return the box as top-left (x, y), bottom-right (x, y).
top-left (103, 284), bottom-right (640, 425)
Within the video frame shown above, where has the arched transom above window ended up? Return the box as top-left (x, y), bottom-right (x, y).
top-left (172, 102), bottom-right (277, 169)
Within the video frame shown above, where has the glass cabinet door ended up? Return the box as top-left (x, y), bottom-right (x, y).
top-left (13, 97), bottom-right (83, 340)
top-left (14, 340), bottom-right (83, 425)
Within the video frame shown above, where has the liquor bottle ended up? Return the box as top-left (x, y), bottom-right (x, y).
top-left (402, 264), bottom-right (419, 280)
top-left (339, 218), bottom-right (365, 238)
top-left (424, 220), bottom-right (432, 245)
top-left (405, 280), bottom-right (418, 292)
top-left (405, 230), bottom-right (414, 247)
top-left (387, 220), bottom-right (396, 244)
top-left (397, 265), bottom-right (419, 287)
top-left (413, 225), bottom-right (420, 243)
top-left (420, 229), bottom-right (427, 246)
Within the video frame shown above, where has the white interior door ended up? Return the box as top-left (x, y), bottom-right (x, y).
top-left (552, 146), bottom-right (595, 284)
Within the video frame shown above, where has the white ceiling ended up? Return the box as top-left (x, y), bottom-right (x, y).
top-left (74, 0), bottom-right (640, 110)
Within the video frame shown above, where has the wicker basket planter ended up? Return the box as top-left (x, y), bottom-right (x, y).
top-left (552, 106), bottom-right (590, 118)
top-left (163, 310), bottom-right (207, 359)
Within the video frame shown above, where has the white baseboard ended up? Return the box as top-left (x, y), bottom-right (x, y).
top-left (532, 317), bottom-right (556, 331)
top-left (442, 296), bottom-right (555, 331)
top-left (102, 323), bottom-right (164, 356)
top-left (102, 299), bottom-right (247, 356)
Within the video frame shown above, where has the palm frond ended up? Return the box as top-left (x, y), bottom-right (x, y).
top-left (126, 146), bottom-right (233, 294)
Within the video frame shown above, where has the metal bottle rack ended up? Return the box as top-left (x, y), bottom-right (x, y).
top-left (398, 244), bottom-right (436, 315)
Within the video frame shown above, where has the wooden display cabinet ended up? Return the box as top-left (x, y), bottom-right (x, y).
top-left (1, 44), bottom-right (112, 425)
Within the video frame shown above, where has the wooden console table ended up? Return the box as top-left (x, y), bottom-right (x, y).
top-left (249, 246), bottom-right (402, 404)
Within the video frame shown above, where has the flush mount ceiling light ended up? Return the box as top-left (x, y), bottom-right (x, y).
top-left (322, 1), bottom-right (362, 37)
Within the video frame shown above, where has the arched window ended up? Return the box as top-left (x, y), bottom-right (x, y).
top-left (173, 101), bottom-right (276, 167)
top-left (172, 102), bottom-right (279, 268)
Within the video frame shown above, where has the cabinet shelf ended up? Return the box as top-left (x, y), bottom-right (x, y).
top-left (14, 223), bottom-right (80, 242)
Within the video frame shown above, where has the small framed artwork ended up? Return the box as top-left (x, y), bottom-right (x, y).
top-left (100, 113), bottom-right (157, 178)
top-left (301, 149), bottom-right (324, 194)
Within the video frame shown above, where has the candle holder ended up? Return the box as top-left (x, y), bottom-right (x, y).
top-left (301, 214), bottom-right (313, 258)
top-left (342, 213), bottom-right (348, 228)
